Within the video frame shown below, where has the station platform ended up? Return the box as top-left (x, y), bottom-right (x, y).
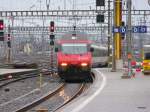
top-left (0, 69), bottom-right (36, 76)
top-left (59, 68), bottom-right (150, 112)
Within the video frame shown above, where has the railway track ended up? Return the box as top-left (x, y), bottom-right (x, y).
top-left (15, 83), bottom-right (86, 112)
top-left (0, 76), bottom-right (61, 112)
top-left (0, 73), bottom-right (90, 112)
top-left (0, 73), bottom-right (93, 112)
top-left (0, 72), bottom-right (39, 88)
top-left (53, 83), bottom-right (87, 112)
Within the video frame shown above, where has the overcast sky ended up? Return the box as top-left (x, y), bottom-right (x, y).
top-left (0, 0), bottom-right (149, 41)
top-left (0, 0), bottom-right (149, 10)
top-left (0, 0), bottom-right (149, 27)
top-left (132, 0), bottom-right (150, 9)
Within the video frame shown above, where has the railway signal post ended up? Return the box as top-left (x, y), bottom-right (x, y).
top-left (6, 25), bottom-right (12, 63)
top-left (121, 0), bottom-right (132, 78)
top-left (49, 21), bottom-right (55, 74)
top-left (0, 20), bottom-right (4, 41)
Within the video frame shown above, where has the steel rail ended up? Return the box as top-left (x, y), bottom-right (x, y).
top-left (54, 73), bottom-right (95, 111)
top-left (15, 83), bottom-right (65, 112)
top-left (0, 70), bottom-right (38, 81)
top-left (0, 72), bottom-right (39, 88)
top-left (53, 83), bottom-right (86, 112)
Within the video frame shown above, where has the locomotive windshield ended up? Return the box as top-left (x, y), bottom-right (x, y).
top-left (61, 43), bottom-right (87, 54)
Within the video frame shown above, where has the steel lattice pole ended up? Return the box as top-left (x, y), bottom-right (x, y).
top-left (127, 0), bottom-right (132, 77)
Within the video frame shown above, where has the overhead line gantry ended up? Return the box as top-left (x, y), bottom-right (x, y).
top-left (0, 10), bottom-right (150, 17)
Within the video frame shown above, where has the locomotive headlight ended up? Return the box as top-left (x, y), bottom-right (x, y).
top-left (81, 63), bottom-right (88, 67)
top-left (61, 62), bottom-right (68, 66)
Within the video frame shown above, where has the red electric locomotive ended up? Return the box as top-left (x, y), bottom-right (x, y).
top-left (55, 32), bottom-right (94, 81)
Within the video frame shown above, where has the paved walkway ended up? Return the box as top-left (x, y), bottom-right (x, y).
top-left (0, 69), bottom-right (36, 75)
top-left (60, 68), bottom-right (150, 112)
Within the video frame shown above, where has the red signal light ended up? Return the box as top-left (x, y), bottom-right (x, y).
top-left (0, 24), bottom-right (4, 30)
top-left (0, 20), bottom-right (4, 41)
top-left (50, 21), bottom-right (54, 32)
top-left (0, 20), bottom-right (4, 30)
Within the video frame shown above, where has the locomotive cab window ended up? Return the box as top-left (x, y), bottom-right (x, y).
top-left (61, 43), bottom-right (88, 54)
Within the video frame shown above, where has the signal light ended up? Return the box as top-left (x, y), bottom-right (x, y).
top-left (7, 36), bottom-right (11, 41)
top-left (0, 32), bottom-right (4, 41)
top-left (61, 63), bottom-right (68, 66)
top-left (81, 63), bottom-right (88, 67)
top-left (0, 20), bottom-right (4, 30)
top-left (0, 20), bottom-right (4, 41)
top-left (7, 33), bottom-right (11, 48)
top-left (50, 34), bottom-right (55, 40)
top-left (96, 0), bottom-right (105, 6)
top-left (96, 14), bottom-right (104, 23)
top-left (50, 40), bottom-right (54, 45)
top-left (122, 21), bottom-right (125, 26)
top-left (8, 34), bottom-right (10, 37)
top-left (7, 41), bottom-right (11, 48)
top-left (0, 24), bottom-right (4, 30)
top-left (50, 34), bottom-right (55, 45)
top-left (50, 21), bottom-right (54, 32)
top-left (73, 26), bottom-right (76, 31)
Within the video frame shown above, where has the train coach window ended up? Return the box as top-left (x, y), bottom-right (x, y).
top-left (92, 48), bottom-right (103, 57)
top-left (92, 47), bottom-right (108, 57)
